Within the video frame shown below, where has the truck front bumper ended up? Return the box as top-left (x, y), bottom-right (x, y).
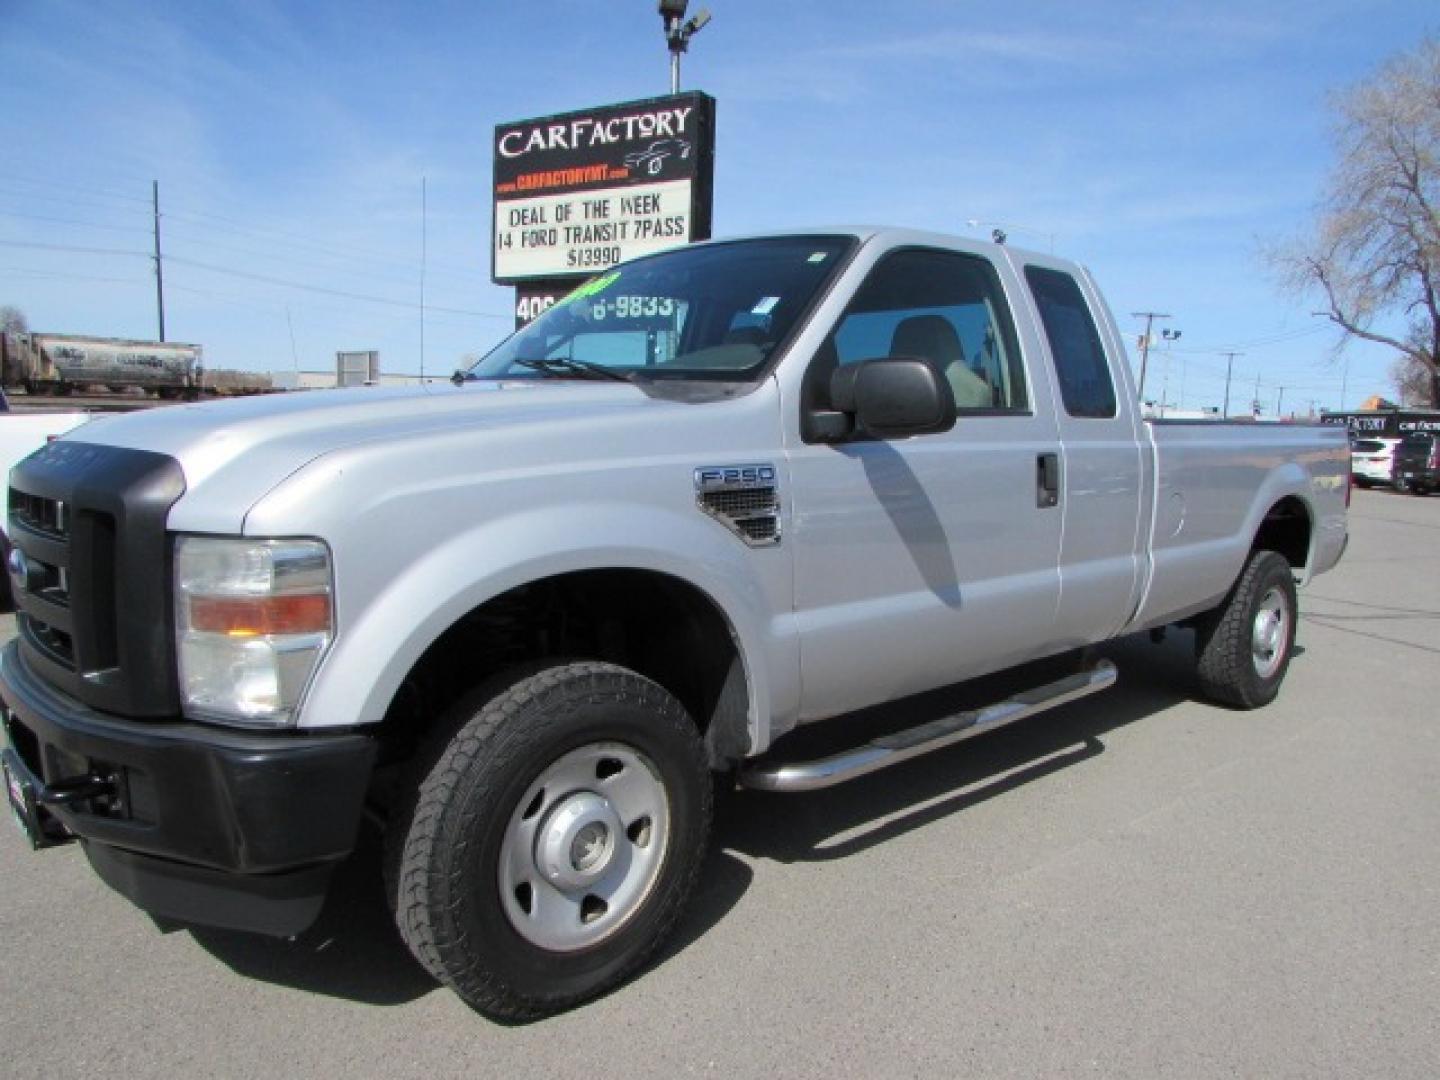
top-left (0, 640), bottom-right (375, 936)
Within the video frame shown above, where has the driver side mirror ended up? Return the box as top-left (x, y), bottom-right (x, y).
top-left (819, 357), bottom-right (956, 440)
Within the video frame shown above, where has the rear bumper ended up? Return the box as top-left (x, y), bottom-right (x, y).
top-left (0, 640), bottom-right (375, 935)
top-left (1396, 467), bottom-right (1439, 488)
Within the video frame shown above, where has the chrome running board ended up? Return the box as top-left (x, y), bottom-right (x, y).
top-left (738, 660), bottom-right (1117, 793)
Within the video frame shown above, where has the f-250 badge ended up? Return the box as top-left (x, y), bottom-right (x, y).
top-left (694, 464), bottom-right (777, 490)
top-left (694, 464), bottom-right (781, 547)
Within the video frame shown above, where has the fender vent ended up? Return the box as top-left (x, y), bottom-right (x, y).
top-left (695, 464), bottom-right (781, 547)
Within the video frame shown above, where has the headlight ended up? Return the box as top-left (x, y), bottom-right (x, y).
top-left (174, 536), bottom-right (334, 727)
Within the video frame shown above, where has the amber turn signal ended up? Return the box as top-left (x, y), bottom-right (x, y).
top-left (189, 593), bottom-right (332, 637)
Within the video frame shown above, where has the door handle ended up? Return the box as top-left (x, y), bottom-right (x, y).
top-left (1037, 453), bottom-right (1060, 508)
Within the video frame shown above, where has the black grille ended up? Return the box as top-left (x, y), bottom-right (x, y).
top-left (10, 490), bottom-right (70, 540)
top-left (734, 516), bottom-right (779, 542)
top-left (8, 441), bottom-right (185, 717)
top-left (702, 488), bottom-right (776, 516)
top-left (699, 485), bottom-right (780, 545)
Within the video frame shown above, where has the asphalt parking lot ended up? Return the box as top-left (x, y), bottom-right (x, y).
top-left (2, 486), bottom-right (1438, 1079)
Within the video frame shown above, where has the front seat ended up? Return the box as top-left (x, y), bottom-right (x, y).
top-left (889, 315), bottom-right (991, 409)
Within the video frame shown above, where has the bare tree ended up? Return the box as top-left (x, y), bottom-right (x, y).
top-left (1274, 38), bottom-right (1440, 406)
top-left (0, 305), bottom-right (28, 337)
top-left (1391, 353), bottom-right (1435, 404)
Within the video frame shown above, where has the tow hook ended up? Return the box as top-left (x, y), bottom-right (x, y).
top-left (36, 772), bottom-right (119, 808)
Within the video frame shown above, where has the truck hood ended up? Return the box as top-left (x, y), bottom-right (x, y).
top-left (70, 381), bottom-right (691, 531)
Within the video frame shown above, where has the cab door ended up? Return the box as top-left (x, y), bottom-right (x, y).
top-left (782, 245), bottom-right (1064, 721)
top-left (1010, 257), bottom-right (1146, 645)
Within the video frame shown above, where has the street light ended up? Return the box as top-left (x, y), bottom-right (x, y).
top-left (1156, 328), bottom-right (1182, 415)
top-left (659, 1), bottom-right (712, 94)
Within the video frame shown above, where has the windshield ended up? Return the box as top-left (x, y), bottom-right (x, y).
top-left (468, 235), bottom-right (855, 383)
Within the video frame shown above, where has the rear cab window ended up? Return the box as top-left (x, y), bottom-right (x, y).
top-left (1023, 266), bottom-right (1117, 419)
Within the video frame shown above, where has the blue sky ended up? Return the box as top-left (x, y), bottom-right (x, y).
top-left (0, 0), bottom-right (1433, 413)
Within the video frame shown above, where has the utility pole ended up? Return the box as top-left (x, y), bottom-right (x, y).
top-left (152, 180), bottom-right (166, 342)
top-left (1253, 372), bottom-right (1262, 417)
top-left (285, 305), bottom-right (300, 379)
top-left (1220, 351), bottom-right (1243, 418)
top-left (1131, 311), bottom-right (1170, 402)
top-left (1276, 386), bottom-right (1285, 418)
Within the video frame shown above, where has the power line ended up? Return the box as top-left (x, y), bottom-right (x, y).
top-left (0, 238), bottom-right (149, 258)
top-left (161, 204), bottom-right (489, 280)
top-left (0, 169), bottom-right (153, 205)
top-left (159, 230), bottom-right (451, 290)
top-left (1168, 325), bottom-right (1328, 354)
top-left (0, 238), bottom-right (508, 319)
top-left (0, 266), bottom-right (149, 286)
top-left (0, 183), bottom-right (153, 218)
top-left (0, 177), bottom-right (490, 284)
top-left (163, 254), bottom-right (508, 319)
top-left (0, 209), bottom-right (151, 233)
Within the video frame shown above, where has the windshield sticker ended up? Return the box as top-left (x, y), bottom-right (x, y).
top-left (592, 295), bottom-right (677, 321)
top-left (807, 252), bottom-right (828, 263)
top-left (561, 271), bottom-right (622, 307)
top-left (751, 296), bottom-right (780, 316)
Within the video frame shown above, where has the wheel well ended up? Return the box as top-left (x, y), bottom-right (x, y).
top-left (377, 570), bottom-right (750, 777)
top-left (1253, 496), bottom-right (1311, 569)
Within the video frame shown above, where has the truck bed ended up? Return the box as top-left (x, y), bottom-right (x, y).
top-left (1132, 419), bottom-right (1349, 631)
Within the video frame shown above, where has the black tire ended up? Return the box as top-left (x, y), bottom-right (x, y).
top-left (1393, 472), bottom-right (1411, 494)
top-left (1194, 549), bottom-right (1298, 709)
top-left (1352, 476), bottom-right (1371, 488)
top-left (387, 660), bottom-right (712, 1021)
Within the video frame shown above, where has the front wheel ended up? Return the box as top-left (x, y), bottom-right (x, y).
top-left (388, 661), bottom-right (712, 1021)
top-left (1194, 549), bottom-right (1298, 709)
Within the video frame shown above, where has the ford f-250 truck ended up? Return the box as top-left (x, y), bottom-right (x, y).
top-left (1, 229), bottom-right (1348, 1020)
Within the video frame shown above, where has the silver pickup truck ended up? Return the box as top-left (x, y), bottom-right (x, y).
top-left (1, 228), bottom-right (1347, 1020)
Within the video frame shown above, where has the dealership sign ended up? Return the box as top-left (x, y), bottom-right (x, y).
top-left (492, 92), bottom-right (715, 285)
top-left (1321, 409), bottom-right (1440, 435)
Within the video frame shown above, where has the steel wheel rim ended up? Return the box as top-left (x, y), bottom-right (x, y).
top-left (1251, 585), bottom-right (1290, 679)
top-left (498, 742), bottom-right (671, 952)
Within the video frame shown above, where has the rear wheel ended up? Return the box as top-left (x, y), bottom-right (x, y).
top-left (1194, 549), bottom-right (1297, 709)
top-left (1393, 471), bottom-right (1411, 494)
top-left (387, 661), bottom-right (712, 1021)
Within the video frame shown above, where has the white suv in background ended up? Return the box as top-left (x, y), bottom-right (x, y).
top-left (1350, 436), bottom-right (1402, 487)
